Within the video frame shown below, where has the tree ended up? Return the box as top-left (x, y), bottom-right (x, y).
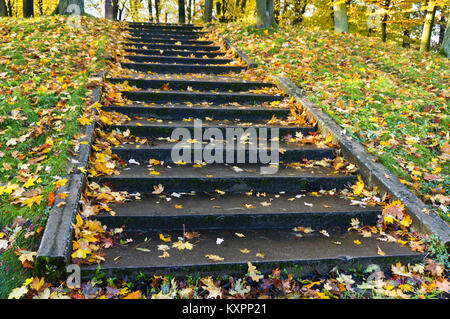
top-left (154, 0), bottom-right (160, 22)
top-left (256, 0), bottom-right (274, 28)
top-left (112, 0), bottom-right (119, 20)
top-left (293, 0), bottom-right (309, 24)
top-left (381, 0), bottom-right (391, 42)
top-left (148, 0), bottom-right (153, 22)
top-left (179, 0), bottom-right (186, 23)
top-left (204, 0), bottom-right (212, 22)
top-left (0, 0), bottom-right (7, 17)
top-left (420, 0), bottom-right (437, 52)
top-left (23, 0), bottom-right (33, 17)
top-left (333, 0), bottom-right (348, 33)
top-left (440, 12), bottom-right (450, 57)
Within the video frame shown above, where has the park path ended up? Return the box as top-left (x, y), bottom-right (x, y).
top-left (82, 23), bottom-right (420, 278)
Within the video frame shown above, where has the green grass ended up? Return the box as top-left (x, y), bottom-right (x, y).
top-left (217, 23), bottom-right (450, 223)
top-left (0, 15), bottom-right (118, 298)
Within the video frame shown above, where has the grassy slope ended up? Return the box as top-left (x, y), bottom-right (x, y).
top-left (0, 16), bottom-right (118, 298)
top-left (215, 24), bottom-right (450, 224)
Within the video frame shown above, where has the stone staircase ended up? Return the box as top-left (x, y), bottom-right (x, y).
top-left (82, 23), bottom-right (422, 278)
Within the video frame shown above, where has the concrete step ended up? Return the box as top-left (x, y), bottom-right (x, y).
top-left (125, 55), bottom-right (233, 65)
top-left (121, 62), bottom-right (246, 75)
top-left (125, 48), bottom-right (223, 58)
top-left (81, 228), bottom-right (422, 278)
top-left (103, 103), bottom-right (289, 121)
top-left (127, 23), bottom-right (203, 31)
top-left (121, 89), bottom-right (282, 104)
top-left (128, 38), bottom-right (214, 45)
top-left (107, 119), bottom-right (314, 139)
top-left (110, 141), bottom-right (335, 163)
top-left (126, 42), bottom-right (221, 52)
top-left (128, 30), bottom-right (206, 38)
top-left (91, 163), bottom-right (357, 193)
top-left (95, 192), bottom-right (378, 231)
top-left (108, 77), bottom-right (273, 91)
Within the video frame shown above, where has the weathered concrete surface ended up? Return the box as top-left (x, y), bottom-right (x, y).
top-left (35, 75), bottom-right (104, 282)
top-left (275, 76), bottom-right (449, 245)
top-left (92, 163), bottom-right (357, 194)
top-left (82, 229), bottom-right (423, 279)
top-left (223, 38), bottom-right (258, 68)
top-left (96, 192), bottom-right (380, 231)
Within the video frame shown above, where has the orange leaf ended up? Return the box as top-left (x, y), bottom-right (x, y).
top-left (47, 192), bottom-right (55, 206)
top-left (122, 291), bottom-right (142, 299)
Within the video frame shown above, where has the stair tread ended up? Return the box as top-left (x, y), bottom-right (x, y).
top-left (110, 76), bottom-right (270, 83)
top-left (128, 39), bottom-right (213, 44)
top-left (125, 48), bottom-right (224, 58)
top-left (100, 192), bottom-right (379, 218)
top-left (112, 140), bottom-right (329, 151)
top-left (126, 43), bottom-right (221, 50)
top-left (123, 89), bottom-right (281, 96)
top-left (112, 118), bottom-right (309, 129)
top-left (125, 55), bottom-right (232, 62)
top-left (106, 103), bottom-right (288, 110)
top-left (81, 229), bottom-right (421, 274)
top-left (122, 62), bottom-right (244, 68)
top-left (102, 163), bottom-right (354, 179)
top-left (122, 62), bottom-right (247, 75)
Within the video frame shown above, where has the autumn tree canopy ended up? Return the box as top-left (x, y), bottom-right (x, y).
top-left (0, 1), bottom-right (448, 53)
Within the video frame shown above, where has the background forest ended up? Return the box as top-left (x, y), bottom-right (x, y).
top-left (1, 0), bottom-right (448, 53)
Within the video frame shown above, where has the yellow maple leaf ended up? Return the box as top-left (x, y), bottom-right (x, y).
top-left (159, 234), bottom-right (171, 242)
top-left (21, 195), bottom-right (43, 208)
top-left (23, 176), bottom-right (38, 189)
top-left (247, 262), bottom-right (262, 282)
top-left (78, 117), bottom-right (92, 126)
top-left (8, 286), bottom-right (28, 299)
top-left (54, 179), bottom-right (68, 188)
top-left (152, 184), bottom-right (164, 194)
top-left (172, 240), bottom-right (193, 250)
top-left (205, 254), bottom-right (224, 262)
top-left (351, 176), bottom-right (364, 195)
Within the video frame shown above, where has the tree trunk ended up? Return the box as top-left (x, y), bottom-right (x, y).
top-left (54, 0), bottom-right (85, 15)
top-left (178, 0), bottom-right (186, 23)
top-left (23, 0), bottom-right (33, 17)
top-left (112, 0), bottom-right (118, 20)
top-left (256, 0), bottom-right (273, 29)
top-left (440, 12), bottom-right (450, 57)
top-left (402, 29), bottom-right (410, 48)
top-left (333, 0), bottom-right (348, 33)
top-left (204, 0), bottom-right (212, 22)
top-left (438, 13), bottom-right (446, 45)
top-left (381, 0), bottom-right (391, 42)
top-left (187, 0), bottom-right (192, 23)
top-left (420, 2), bottom-right (437, 52)
top-left (0, 0), bottom-right (7, 17)
top-left (148, 0), bottom-right (153, 22)
top-left (154, 0), bottom-right (160, 22)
